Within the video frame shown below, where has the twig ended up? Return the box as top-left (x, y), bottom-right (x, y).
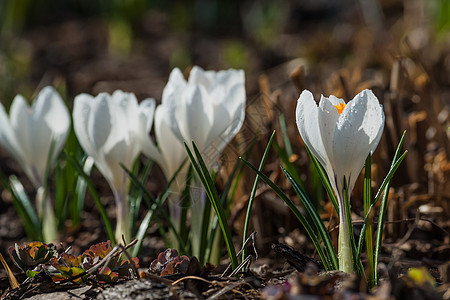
top-left (229, 255), bottom-right (253, 277)
top-left (394, 211), bottom-right (420, 246)
top-left (171, 275), bottom-right (212, 286)
top-left (141, 271), bottom-right (174, 286)
top-left (221, 232), bottom-right (257, 277)
top-left (207, 280), bottom-right (249, 300)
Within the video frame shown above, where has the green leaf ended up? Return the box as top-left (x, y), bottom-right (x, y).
top-left (185, 141), bottom-right (238, 270)
top-left (206, 135), bottom-right (257, 263)
top-left (9, 176), bottom-right (42, 240)
top-left (342, 178), bottom-right (365, 276)
top-left (64, 151), bottom-right (115, 244)
top-left (26, 270), bottom-right (39, 278)
top-left (123, 158), bottom-right (188, 255)
top-left (374, 131), bottom-right (407, 283)
top-left (282, 166), bottom-right (339, 270)
top-left (240, 157), bottom-right (332, 271)
top-left (72, 156), bottom-right (94, 226)
top-left (242, 131), bottom-right (275, 261)
top-left (363, 154), bottom-right (375, 287)
top-left (305, 146), bottom-right (339, 215)
top-left (278, 114), bottom-right (293, 156)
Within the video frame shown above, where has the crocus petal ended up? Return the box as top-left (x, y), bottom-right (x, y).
top-left (154, 105), bottom-right (187, 189)
top-left (296, 90), bottom-right (329, 168)
top-left (316, 96), bottom-right (342, 193)
top-left (333, 89), bottom-right (384, 192)
top-left (9, 95), bottom-right (33, 164)
top-left (73, 93), bottom-right (96, 156)
top-left (189, 66), bottom-right (213, 90)
top-left (10, 95), bottom-right (53, 186)
top-left (177, 85), bottom-right (212, 149)
top-left (161, 68), bottom-right (187, 140)
top-left (0, 103), bottom-right (20, 159)
top-left (137, 98), bottom-right (163, 163)
top-left (32, 86), bottom-right (71, 171)
top-left (162, 68), bottom-right (187, 106)
top-left (139, 98), bottom-right (156, 134)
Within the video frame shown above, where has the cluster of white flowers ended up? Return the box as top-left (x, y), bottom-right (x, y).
top-left (0, 65), bottom-right (386, 272)
top-left (0, 66), bottom-right (246, 243)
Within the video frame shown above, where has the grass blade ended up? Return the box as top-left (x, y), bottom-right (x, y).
top-left (279, 114), bottom-right (293, 156)
top-left (363, 154), bottom-right (375, 287)
top-left (64, 151), bottom-right (115, 243)
top-left (133, 210), bottom-right (153, 256)
top-left (185, 141), bottom-right (238, 270)
top-left (9, 176), bottom-right (42, 240)
top-left (72, 156), bottom-right (94, 226)
top-left (206, 135), bottom-right (258, 263)
top-left (305, 146), bottom-right (339, 215)
top-left (122, 159), bottom-right (188, 254)
top-left (281, 166), bottom-right (339, 270)
top-left (242, 131), bottom-right (275, 261)
top-left (356, 150), bottom-right (407, 257)
top-left (240, 157), bottom-right (332, 271)
top-left (374, 131), bottom-right (407, 283)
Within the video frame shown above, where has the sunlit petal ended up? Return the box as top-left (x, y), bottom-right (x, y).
top-left (296, 90), bottom-right (329, 168)
top-left (0, 103), bottom-right (20, 159)
top-left (73, 93), bottom-right (96, 156)
top-left (0, 87), bottom-right (70, 187)
top-left (177, 85), bottom-right (212, 149)
top-left (154, 105), bottom-right (187, 189)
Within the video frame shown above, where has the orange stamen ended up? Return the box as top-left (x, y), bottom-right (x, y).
top-left (335, 102), bottom-right (346, 115)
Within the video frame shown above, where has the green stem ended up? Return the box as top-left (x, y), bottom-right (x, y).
top-left (364, 155), bottom-right (375, 287)
top-left (168, 193), bottom-right (182, 250)
top-left (36, 187), bottom-right (58, 243)
top-left (338, 202), bottom-right (353, 273)
top-left (113, 188), bottom-right (131, 244)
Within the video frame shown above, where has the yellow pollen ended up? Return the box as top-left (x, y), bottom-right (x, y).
top-left (335, 102), bottom-right (346, 115)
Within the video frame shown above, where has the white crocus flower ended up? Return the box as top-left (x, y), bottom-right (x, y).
top-left (73, 90), bottom-right (155, 243)
top-left (0, 86), bottom-right (70, 188)
top-left (0, 86), bottom-right (70, 243)
top-left (296, 89), bottom-right (385, 273)
top-left (160, 66), bottom-right (245, 167)
top-left (142, 66), bottom-right (246, 257)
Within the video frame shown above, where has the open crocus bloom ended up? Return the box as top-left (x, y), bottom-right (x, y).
top-left (73, 90), bottom-right (155, 243)
top-left (0, 86), bottom-right (71, 188)
top-left (143, 66), bottom-right (246, 186)
top-left (158, 66), bottom-right (246, 167)
top-left (142, 66), bottom-right (246, 257)
top-left (296, 89), bottom-right (385, 273)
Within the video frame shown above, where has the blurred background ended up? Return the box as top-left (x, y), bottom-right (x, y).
top-left (0, 0), bottom-right (449, 267)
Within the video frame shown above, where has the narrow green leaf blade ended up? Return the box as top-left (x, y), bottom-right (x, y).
top-left (242, 131), bottom-right (275, 261)
top-left (305, 146), bottom-right (339, 215)
top-left (64, 151), bottom-right (115, 244)
top-left (281, 166), bottom-right (338, 270)
top-left (240, 157), bottom-right (332, 271)
top-left (186, 142), bottom-right (238, 270)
